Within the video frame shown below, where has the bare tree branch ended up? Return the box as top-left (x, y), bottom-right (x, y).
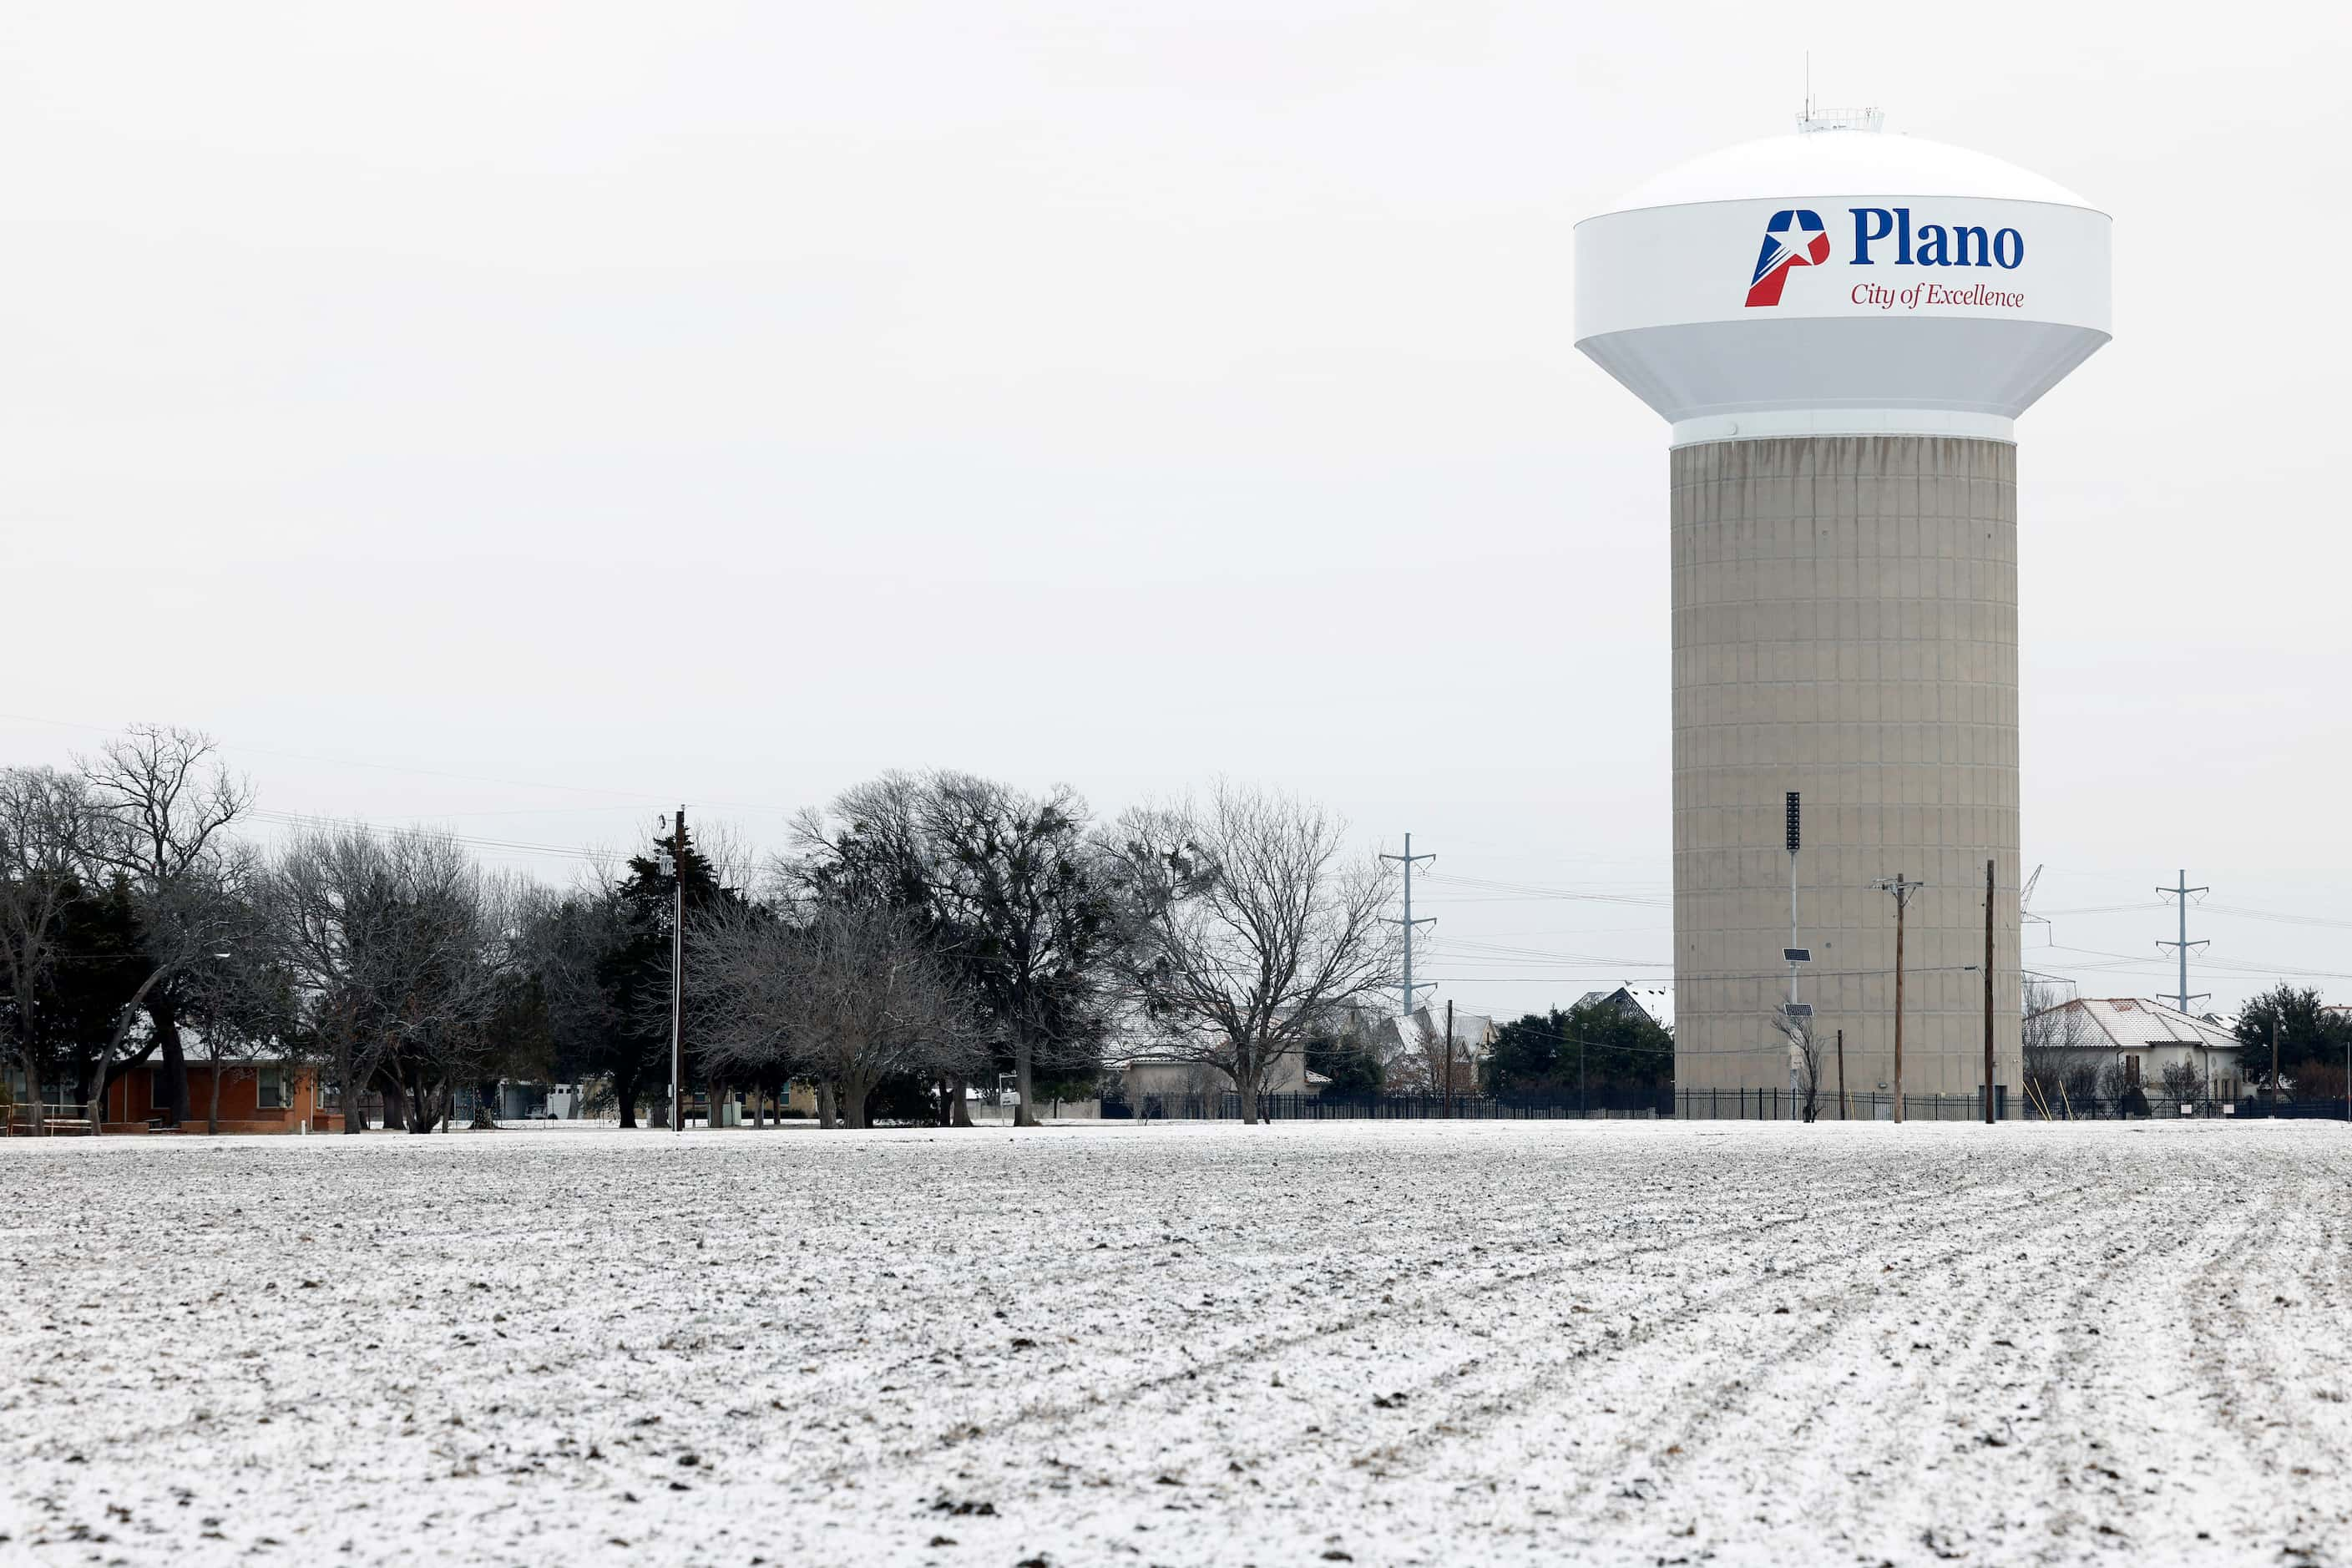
top-left (1107, 782), bottom-right (1399, 1124)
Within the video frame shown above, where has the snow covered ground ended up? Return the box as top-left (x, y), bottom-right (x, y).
top-left (5, 1120), bottom-right (2349, 1566)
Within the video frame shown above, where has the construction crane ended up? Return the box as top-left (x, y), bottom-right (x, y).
top-left (2021, 862), bottom-right (2050, 945)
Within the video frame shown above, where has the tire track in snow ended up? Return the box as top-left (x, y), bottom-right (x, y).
top-left (1372, 1164), bottom-right (2092, 1546)
top-left (911, 1151), bottom-right (2086, 1567)
top-left (816, 1158), bottom-right (1967, 1481)
top-left (1854, 1146), bottom-right (2240, 1564)
top-left (2178, 1146), bottom-right (2352, 1564)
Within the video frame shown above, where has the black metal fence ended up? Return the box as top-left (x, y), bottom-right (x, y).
top-left (1679, 1087), bottom-right (2352, 1122)
top-left (1679, 1087), bottom-right (2012, 1121)
top-left (1102, 1089), bottom-right (1673, 1121)
top-left (2232, 1097), bottom-right (2352, 1120)
top-left (1095, 1087), bottom-right (2352, 1125)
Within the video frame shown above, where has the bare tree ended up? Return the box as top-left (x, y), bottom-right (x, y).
top-left (1776, 1014), bottom-right (1826, 1122)
top-left (690, 898), bottom-right (982, 1129)
top-left (788, 771), bottom-right (1117, 1127)
top-left (682, 901), bottom-right (800, 1101)
top-left (268, 826), bottom-right (513, 1133)
top-left (2097, 1058), bottom-right (2145, 1120)
top-left (1108, 784), bottom-right (1399, 1125)
top-left (1383, 1008), bottom-right (1479, 1101)
top-left (2157, 1058), bottom-right (2207, 1116)
top-left (0, 768), bottom-right (107, 1130)
top-left (75, 842), bottom-right (273, 1135)
top-left (2059, 1060), bottom-right (2100, 1120)
top-left (75, 726), bottom-right (254, 1125)
top-left (513, 883), bottom-right (641, 1122)
top-left (2022, 983), bottom-right (2092, 1120)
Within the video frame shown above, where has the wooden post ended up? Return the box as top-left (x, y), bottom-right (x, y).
top-left (1893, 873), bottom-right (1907, 1125)
top-left (1443, 999), bottom-right (1454, 1119)
top-left (1836, 1028), bottom-right (1847, 1120)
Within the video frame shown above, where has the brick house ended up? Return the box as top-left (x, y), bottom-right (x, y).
top-left (94, 1050), bottom-right (331, 1134)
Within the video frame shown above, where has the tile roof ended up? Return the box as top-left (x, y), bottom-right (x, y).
top-left (2049, 998), bottom-right (2240, 1052)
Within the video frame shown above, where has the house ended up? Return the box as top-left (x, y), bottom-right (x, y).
top-left (1111, 1049), bottom-right (1317, 1109)
top-left (1331, 1004), bottom-right (1494, 1093)
top-left (79, 1045), bottom-right (329, 1135)
top-left (2025, 997), bottom-right (2242, 1102)
top-left (1575, 984), bottom-right (1676, 1033)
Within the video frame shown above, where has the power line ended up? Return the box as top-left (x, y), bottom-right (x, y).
top-left (2202, 903), bottom-right (2352, 932)
top-left (246, 810), bottom-right (614, 864)
top-left (0, 707), bottom-right (802, 818)
top-left (1421, 962), bottom-right (1990, 984)
top-left (1420, 871), bottom-right (1671, 908)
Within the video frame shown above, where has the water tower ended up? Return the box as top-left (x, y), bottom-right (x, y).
top-left (1575, 110), bottom-right (2111, 1112)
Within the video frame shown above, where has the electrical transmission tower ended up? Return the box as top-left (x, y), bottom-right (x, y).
top-left (1381, 833), bottom-right (1436, 1017)
top-left (2157, 868), bottom-right (2209, 1016)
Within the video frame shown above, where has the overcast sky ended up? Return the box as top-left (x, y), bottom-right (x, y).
top-left (4, 2), bottom-right (2348, 1021)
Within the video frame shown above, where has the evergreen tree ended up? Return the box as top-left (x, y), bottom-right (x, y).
top-left (1304, 1024), bottom-right (1383, 1096)
top-left (1484, 997), bottom-right (1674, 1097)
top-left (20, 871), bottom-right (146, 1102)
top-left (589, 822), bottom-right (747, 1126)
top-left (2233, 984), bottom-right (2352, 1096)
top-left (38, 879), bottom-right (147, 1100)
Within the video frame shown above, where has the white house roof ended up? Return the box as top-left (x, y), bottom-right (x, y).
top-left (1425, 1006), bottom-right (1493, 1049)
top-left (124, 1025), bottom-right (297, 1065)
top-left (1576, 984), bottom-right (1675, 1033)
top-left (2045, 998), bottom-right (2239, 1054)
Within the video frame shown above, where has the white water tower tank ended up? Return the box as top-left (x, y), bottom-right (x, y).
top-left (1574, 112), bottom-right (2111, 1113)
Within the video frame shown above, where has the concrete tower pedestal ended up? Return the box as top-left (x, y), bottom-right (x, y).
top-left (1669, 435), bottom-right (2021, 1105)
top-left (1574, 116), bottom-right (2109, 1112)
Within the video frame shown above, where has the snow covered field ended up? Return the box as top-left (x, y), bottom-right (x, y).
top-left (5, 1120), bottom-right (2349, 1567)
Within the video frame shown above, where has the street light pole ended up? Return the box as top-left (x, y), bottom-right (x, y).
top-left (1786, 793), bottom-right (1801, 1120)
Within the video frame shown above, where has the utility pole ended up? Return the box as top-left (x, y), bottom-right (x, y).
top-left (662, 807), bottom-right (685, 1134)
top-left (1984, 858), bottom-right (1996, 1125)
top-left (1874, 873), bottom-right (1924, 1123)
top-left (2271, 1018), bottom-right (2279, 1117)
top-left (1380, 834), bottom-right (1436, 1019)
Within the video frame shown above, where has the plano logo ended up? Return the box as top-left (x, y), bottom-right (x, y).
top-left (1744, 205), bottom-right (2031, 309)
top-left (1744, 209), bottom-right (1829, 307)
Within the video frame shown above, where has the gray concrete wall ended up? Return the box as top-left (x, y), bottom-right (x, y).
top-left (1670, 435), bottom-right (2022, 1101)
